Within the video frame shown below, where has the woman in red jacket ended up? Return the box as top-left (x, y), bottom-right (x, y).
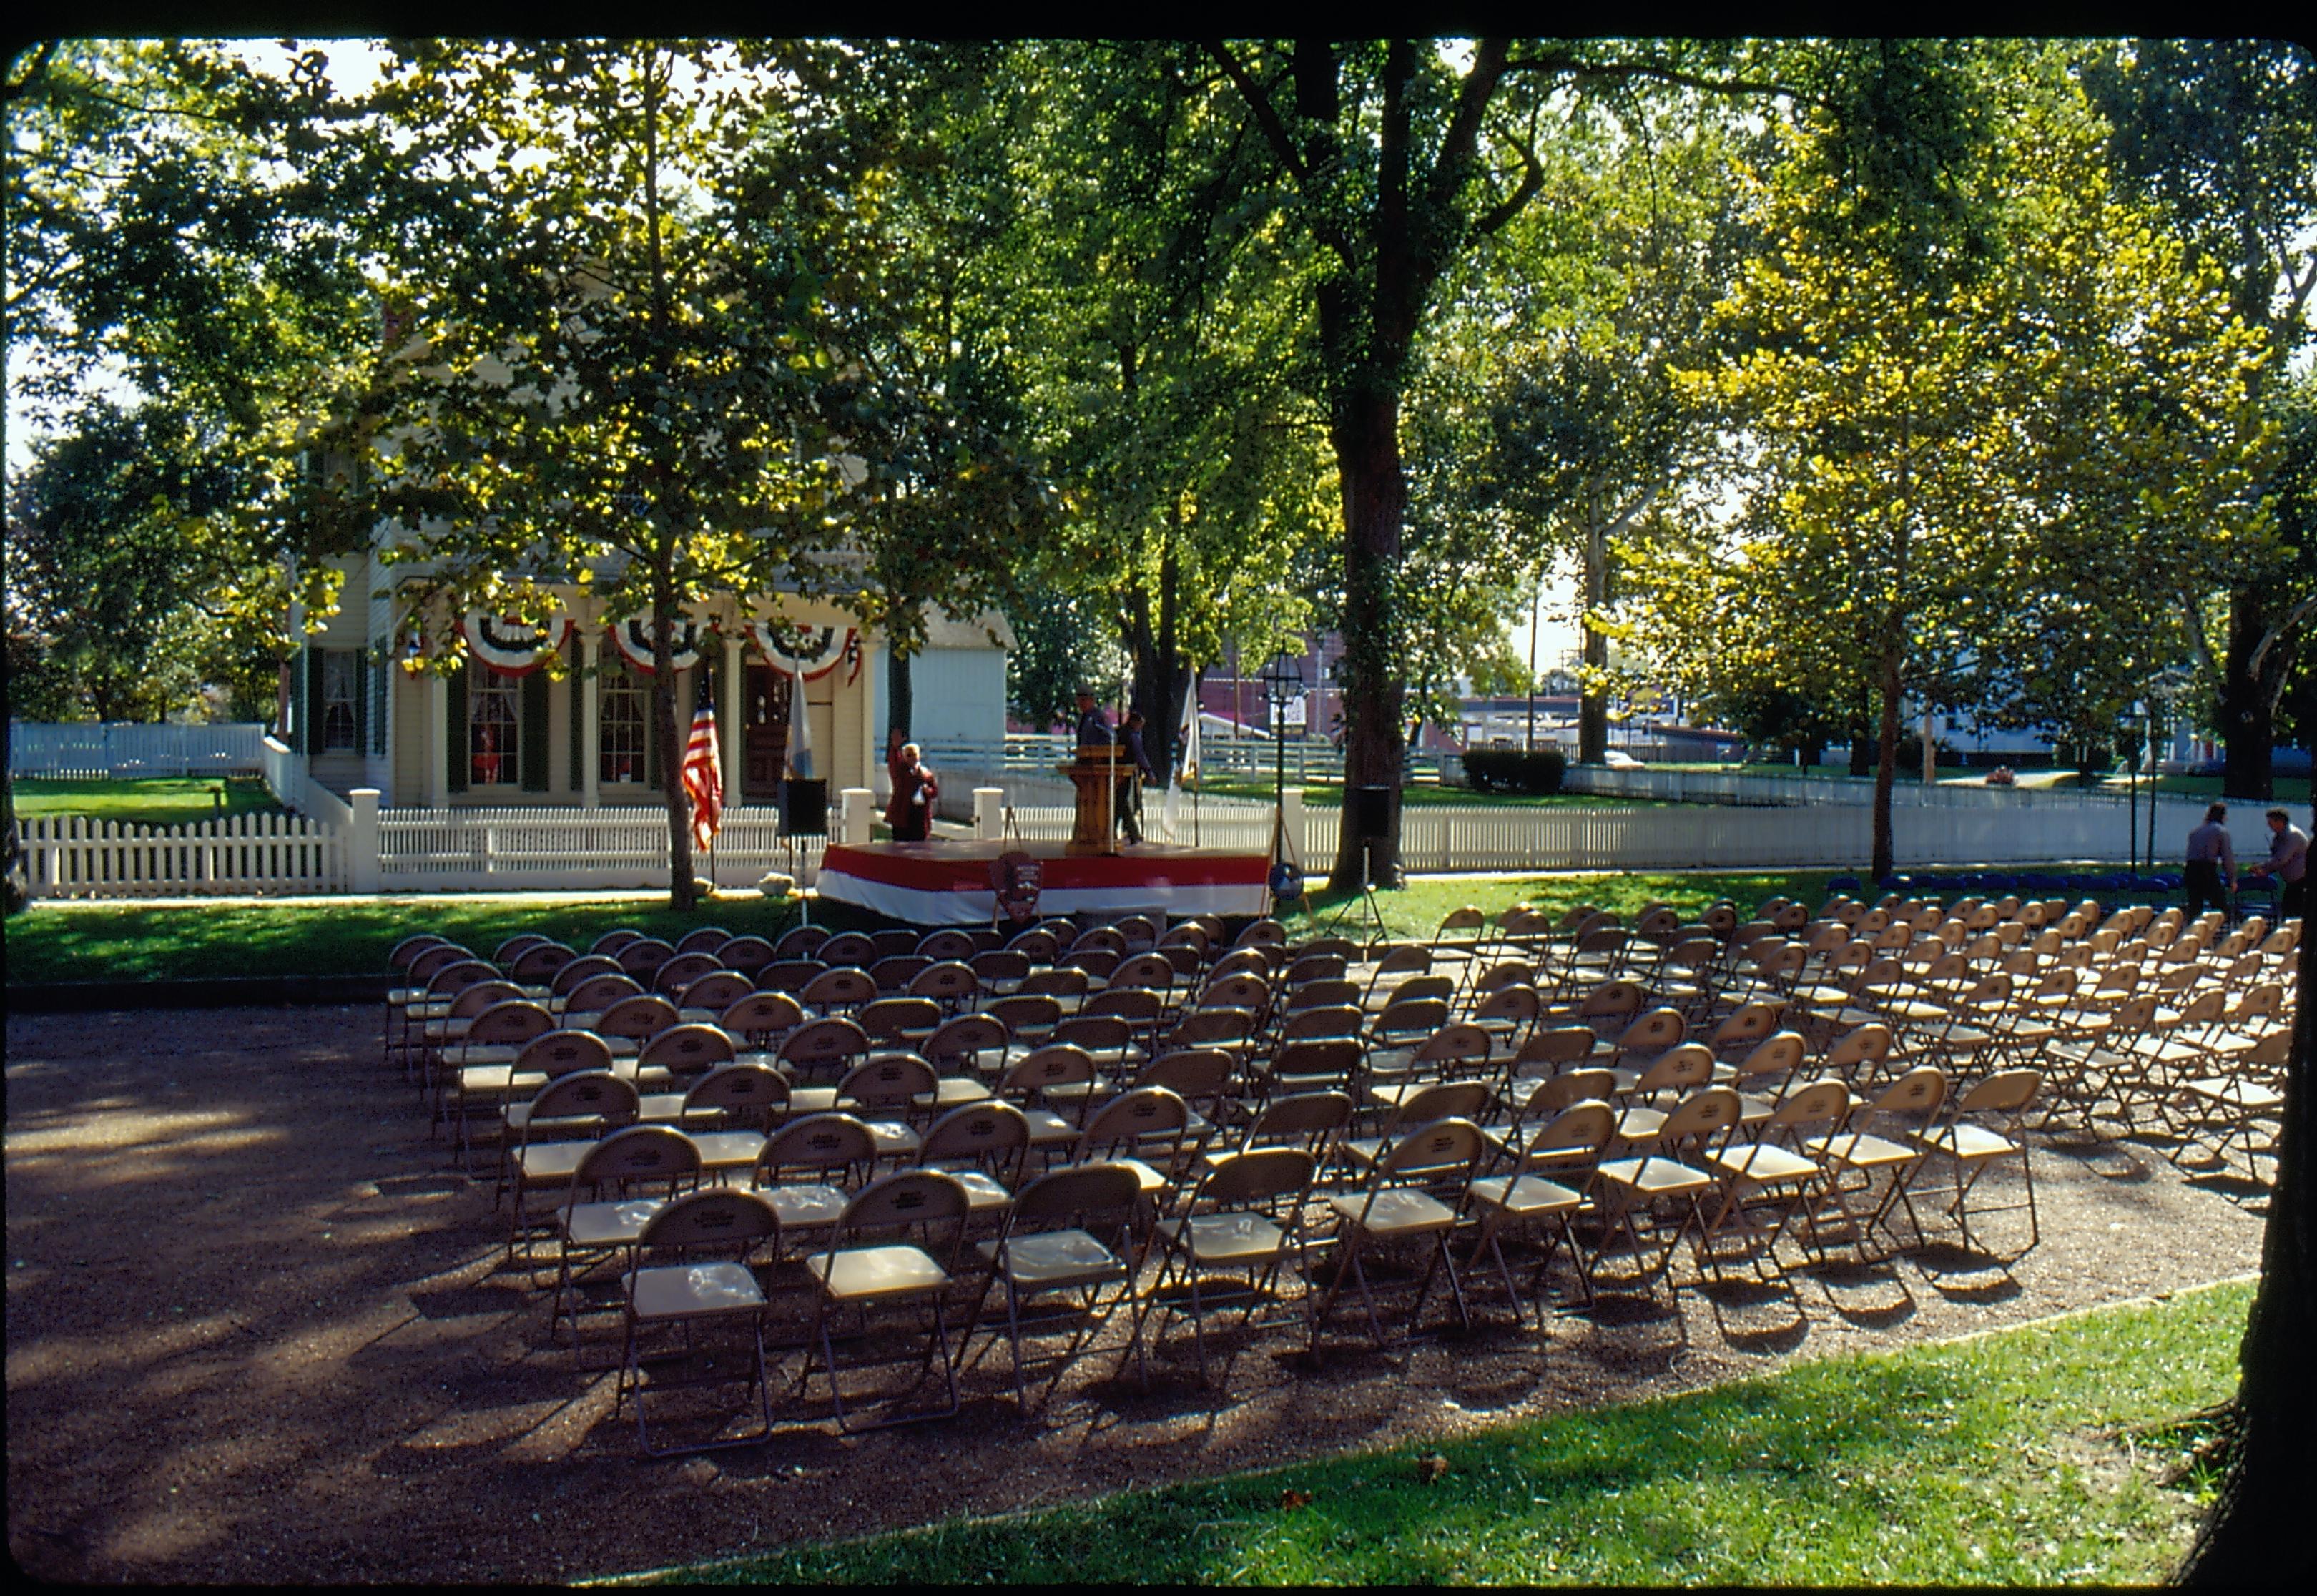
top-left (885, 730), bottom-right (937, 843)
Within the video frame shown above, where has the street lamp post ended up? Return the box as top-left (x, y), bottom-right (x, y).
top-left (1259, 649), bottom-right (1303, 819)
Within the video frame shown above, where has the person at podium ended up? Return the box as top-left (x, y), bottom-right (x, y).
top-left (1074, 687), bottom-right (1111, 748)
top-left (885, 728), bottom-right (936, 843)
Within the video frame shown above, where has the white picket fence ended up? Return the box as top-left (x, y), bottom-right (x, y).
top-left (9, 721), bottom-right (272, 779)
top-left (376, 804), bottom-right (825, 891)
top-left (16, 812), bottom-right (348, 898)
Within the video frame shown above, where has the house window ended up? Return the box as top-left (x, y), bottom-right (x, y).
top-left (321, 651), bottom-right (360, 752)
top-left (469, 672), bottom-right (521, 786)
top-left (601, 662), bottom-right (648, 784)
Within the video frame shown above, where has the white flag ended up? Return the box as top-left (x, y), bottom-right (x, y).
top-left (1161, 680), bottom-right (1199, 840)
top-left (787, 657), bottom-right (815, 779)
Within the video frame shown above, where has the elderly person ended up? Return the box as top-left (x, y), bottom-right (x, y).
top-left (885, 729), bottom-right (937, 844)
top-left (2184, 802), bottom-right (2236, 921)
top-left (2247, 806), bottom-right (2310, 920)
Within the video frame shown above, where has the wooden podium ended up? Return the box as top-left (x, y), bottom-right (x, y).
top-left (1060, 743), bottom-right (1128, 854)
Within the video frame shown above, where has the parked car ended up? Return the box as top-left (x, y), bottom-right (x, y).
top-left (1602, 749), bottom-right (1645, 770)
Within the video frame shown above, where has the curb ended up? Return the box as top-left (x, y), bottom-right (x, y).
top-left (5, 974), bottom-right (393, 1012)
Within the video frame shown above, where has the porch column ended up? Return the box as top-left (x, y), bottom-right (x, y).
top-left (425, 671), bottom-right (448, 809)
top-left (860, 630), bottom-right (882, 799)
top-left (722, 629), bottom-right (744, 806)
top-left (581, 629), bottom-right (601, 809)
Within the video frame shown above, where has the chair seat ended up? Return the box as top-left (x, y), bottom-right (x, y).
top-left (933, 1168), bottom-right (1014, 1213)
top-left (976, 1229), bottom-right (1127, 1289)
top-left (865, 1120), bottom-right (924, 1159)
top-left (1018, 1107), bottom-right (1083, 1147)
top-left (1595, 1154), bottom-right (1711, 1197)
top-left (511, 1139), bottom-right (598, 1183)
top-left (807, 1243), bottom-right (951, 1302)
top-left (563, 1196), bottom-right (666, 1248)
top-left (1914, 1123), bottom-right (2018, 1163)
top-left (1329, 1187), bottom-right (1459, 1236)
top-left (759, 1183), bottom-right (849, 1231)
top-left (626, 1260), bottom-right (766, 1321)
top-left (1466, 1172), bottom-right (1581, 1218)
top-left (2181, 1078), bottom-right (2283, 1111)
top-left (689, 1130), bottom-right (769, 1171)
top-left (1805, 1130), bottom-right (1917, 1171)
top-left (1614, 1106), bottom-right (1668, 1143)
top-left (1706, 1143), bottom-right (1820, 1186)
top-left (1103, 1156), bottom-right (1174, 1198)
top-left (1156, 1211), bottom-right (1289, 1265)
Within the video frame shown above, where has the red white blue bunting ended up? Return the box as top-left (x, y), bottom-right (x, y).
top-left (746, 621), bottom-right (859, 683)
top-left (607, 616), bottom-right (707, 674)
top-left (461, 610), bottom-right (574, 675)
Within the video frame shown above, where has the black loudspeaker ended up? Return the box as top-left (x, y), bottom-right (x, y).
top-left (1352, 784), bottom-right (1391, 841)
top-left (782, 778), bottom-right (829, 837)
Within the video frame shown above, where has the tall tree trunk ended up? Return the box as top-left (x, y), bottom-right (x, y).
top-left (2173, 857), bottom-right (2313, 1584)
top-left (2223, 589), bottom-right (2277, 802)
top-left (1872, 649), bottom-right (1902, 884)
top-left (1330, 385), bottom-right (1407, 890)
top-left (1579, 509), bottom-right (1610, 767)
top-left (887, 644), bottom-right (912, 742)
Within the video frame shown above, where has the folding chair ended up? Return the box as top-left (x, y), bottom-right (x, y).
top-left (1150, 1145), bottom-right (1324, 1382)
top-left (967, 1162), bottom-right (1147, 1410)
top-left (1314, 1116), bottom-right (1490, 1351)
top-left (1911, 1068), bottom-right (2042, 1256)
top-left (1587, 1088), bottom-right (1743, 1299)
top-left (1465, 1098), bottom-right (1615, 1323)
top-left (801, 1170), bottom-right (976, 1432)
top-left (1698, 1078), bottom-right (1849, 1281)
top-left (548, 1122), bottom-right (702, 1339)
top-left (2173, 1028), bottom-right (2288, 1186)
top-left (1802, 1065), bottom-right (1947, 1262)
top-left (915, 1099), bottom-right (1033, 1225)
top-left (503, 1070), bottom-right (642, 1262)
top-left (616, 1187), bottom-right (784, 1455)
top-left (637, 1062), bottom-right (789, 1179)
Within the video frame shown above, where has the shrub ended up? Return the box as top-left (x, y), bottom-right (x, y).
top-left (1463, 747), bottom-right (1567, 794)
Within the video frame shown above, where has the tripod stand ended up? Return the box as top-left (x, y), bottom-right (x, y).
top-left (1324, 834), bottom-right (1391, 945)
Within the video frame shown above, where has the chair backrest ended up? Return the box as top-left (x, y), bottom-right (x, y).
top-left (800, 967), bottom-right (877, 1011)
top-left (1021, 967), bottom-right (1091, 1000)
top-left (1201, 971), bottom-right (1273, 1014)
top-left (674, 926), bottom-right (732, 957)
top-left (564, 972), bottom-right (644, 1014)
top-left (636, 1184), bottom-right (780, 1253)
top-left (1005, 927), bottom-right (1062, 965)
top-left (718, 936), bottom-right (776, 977)
top-left (448, 980), bottom-right (526, 1019)
top-left (754, 1112), bottom-right (878, 1185)
top-left (1630, 1041), bottom-right (1713, 1095)
top-left (1523, 1099), bottom-right (1618, 1161)
top-left (521, 1069), bottom-right (641, 1131)
top-left (870, 954), bottom-right (934, 994)
top-left (1194, 1146), bottom-right (1318, 1209)
top-left (1611, 1007), bottom-right (1687, 1055)
top-left (1383, 1079), bottom-right (1494, 1132)
top-left (996, 1044), bottom-right (1098, 1098)
top-left (1007, 1161), bottom-right (1143, 1233)
top-left (1656, 1085), bottom-right (1743, 1149)
top-left (1953, 1068), bottom-right (2040, 1117)
top-left (589, 928), bottom-right (642, 957)
top-left (1706, 1003), bottom-right (1778, 1054)
top-left (1168, 1007), bottom-right (1255, 1049)
top-left (719, 990), bottom-right (805, 1043)
top-left (1084, 987), bottom-right (1162, 1025)
top-left (969, 948), bottom-right (1033, 987)
top-left (916, 929), bottom-right (977, 962)
top-left (1864, 1065), bottom-right (1948, 1123)
top-left (918, 1099), bottom-right (1032, 1172)
top-left (983, 992), bottom-right (1063, 1038)
top-left (639, 1023), bottom-right (736, 1075)
top-left (551, 954), bottom-right (624, 996)
top-left (1415, 1021), bottom-right (1495, 1065)
top-left (595, 993), bottom-right (679, 1041)
top-left (773, 923), bottom-right (832, 958)
top-left (837, 1053), bottom-right (940, 1112)
top-left (1241, 1088), bottom-right (1354, 1148)
top-left (1762, 1076), bottom-right (1851, 1135)
top-left (1374, 1115), bottom-right (1488, 1180)
top-left (777, 1015), bottom-right (872, 1074)
top-left (679, 972), bottom-right (755, 1013)
top-left (680, 1062), bottom-right (791, 1126)
top-left (1514, 1026), bottom-right (1600, 1073)
top-left (1053, 1012), bottom-right (1135, 1057)
top-left (757, 957), bottom-right (827, 995)
top-left (860, 996), bottom-right (943, 1045)
top-left (837, 1168), bottom-right (972, 1238)
top-left (1269, 1037), bottom-right (1364, 1086)
top-left (1731, 1030), bottom-right (1807, 1084)
top-left (1078, 1084), bottom-right (1192, 1153)
top-left (570, 1122), bottom-right (699, 1193)
top-left (870, 929), bottom-right (920, 960)
top-left (617, 937), bottom-right (677, 976)
top-left (923, 1013), bottom-right (1010, 1071)
top-left (654, 951), bottom-right (724, 994)
top-left (516, 1028), bottom-right (616, 1079)
top-left (462, 998), bottom-right (555, 1045)
top-left (1575, 980), bottom-right (1645, 1025)
top-left (1136, 1047), bottom-right (1235, 1100)
top-left (817, 931), bottom-right (877, 967)
top-left (1062, 947), bottom-right (1123, 982)
top-left (391, 933), bottom-right (453, 971)
top-left (1372, 997), bottom-right (1452, 1041)
top-left (908, 961), bottom-right (980, 1007)
top-left (508, 942), bottom-right (576, 983)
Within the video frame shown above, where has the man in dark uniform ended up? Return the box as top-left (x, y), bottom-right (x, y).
top-left (2184, 802), bottom-right (2236, 921)
top-left (1116, 709), bottom-right (1156, 845)
top-left (1073, 688), bottom-right (1111, 749)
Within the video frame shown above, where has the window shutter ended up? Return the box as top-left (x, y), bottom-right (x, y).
top-left (446, 662), bottom-right (469, 794)
top-left (352, 653), bottom-right (368, 756)
top-left (302, 648), bottom-right (325, 755)
top-left (566, 639), bottom-right (584, 792)
top-left (521, 669), bottom-right (549, 791)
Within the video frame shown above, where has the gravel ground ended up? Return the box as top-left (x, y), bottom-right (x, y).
top-left (4, 1004), bottom-right (2268, 1584)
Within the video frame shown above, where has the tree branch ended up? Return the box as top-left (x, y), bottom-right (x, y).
top-left (1201, 41), bottom-right (1308, 185)
top-left (1, 40), bottom-right (56, 104)
top-left (1505, 51), bottom-right (1819, 110)
top-left (1423, 37), bottom-right (1510, 217)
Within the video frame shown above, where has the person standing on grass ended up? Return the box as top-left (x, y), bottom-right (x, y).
top-left (2245, 805), bottom-right (2308, 919)
top-left (2184, 802), bottom-right (2235, 921)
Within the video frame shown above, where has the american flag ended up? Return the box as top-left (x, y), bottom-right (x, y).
top-left (682, 684), bottom-right (723, 853)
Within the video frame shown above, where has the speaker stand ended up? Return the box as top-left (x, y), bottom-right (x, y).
top-left (1324, 842), bottom-right (1391, 946)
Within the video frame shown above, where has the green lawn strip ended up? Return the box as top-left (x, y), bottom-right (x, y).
top-left (3, 872), bottom-right (1841, 985)
top-left (14, 775), bottom-right (285, 829)
top-left (634, 1279), bottom-right (2250, 1587)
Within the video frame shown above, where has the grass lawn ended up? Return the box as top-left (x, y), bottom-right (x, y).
top-left (1, 870), bottom-right (1846, 985)
top-left (14, 775), bottom-right (285, 829)
top-left (632, 1279), bottom-right (2250, 1587)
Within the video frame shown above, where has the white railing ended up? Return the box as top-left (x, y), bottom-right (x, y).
top-left (18, 812), bottom-right (347, 898)
top-left (9, 721), bottom-right (272, 779)
top-left (376, 804), bottom-right (825, 891)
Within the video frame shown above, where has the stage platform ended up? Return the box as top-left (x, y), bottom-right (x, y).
top-left (812, 840), bottom-right (1269, 926)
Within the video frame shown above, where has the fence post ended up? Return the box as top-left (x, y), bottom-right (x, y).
top-left (347, 788), bottom-right (381, 892)
top-left (838, 787), bottom-right (874, 845)
top-left (1282, 787), bottom-right (1308, 866)
top-left (973, 787), bottom-right (1005, 840)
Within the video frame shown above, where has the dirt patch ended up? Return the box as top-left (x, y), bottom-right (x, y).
top-left (4, 1005), bottom-right (2265, 1583)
